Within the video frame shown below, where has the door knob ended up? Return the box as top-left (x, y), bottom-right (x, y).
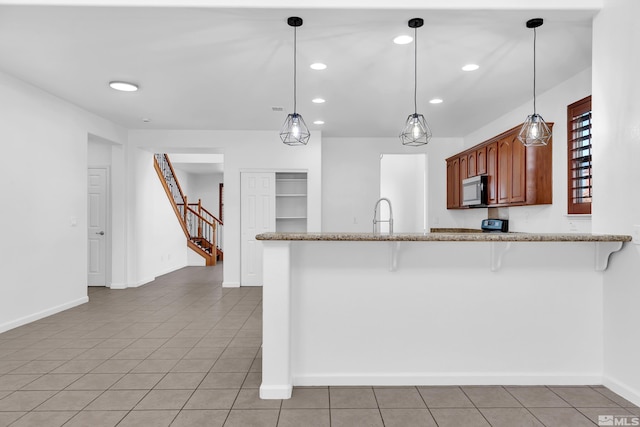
top-left (96, 231), bottom-right (105, 236)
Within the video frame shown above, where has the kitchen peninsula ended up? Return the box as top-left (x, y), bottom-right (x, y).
top-left (257, 231), bottom-right (631, 399)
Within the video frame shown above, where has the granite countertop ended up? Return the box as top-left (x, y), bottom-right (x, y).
top-left (256, 232), bottom-right (632, 242)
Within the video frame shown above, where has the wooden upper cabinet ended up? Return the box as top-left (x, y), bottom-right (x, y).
top-left (446, 158), bottom-right (460, 209)
top-left (446, 123), bottom-right (553, 209)
top-left (459, 155), bottom-right (468, 180)
top-left (497, 137), bottom-right (512, 204)
top-left (468, 152), bottom-right (477, 177)
top-left (486, 142), bottom-right (498, 205)
top-left (476, 147), bottom-right (487, 175)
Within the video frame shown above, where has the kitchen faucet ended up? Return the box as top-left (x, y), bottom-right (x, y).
top-left (373, 197), bottom-right (393, 234)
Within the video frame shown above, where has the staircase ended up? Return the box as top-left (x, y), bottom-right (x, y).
top-left (153, 153), bottom-right (223, 266)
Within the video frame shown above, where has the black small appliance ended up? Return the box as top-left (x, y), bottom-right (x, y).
top-left (481, 219), bottom-right (509, 233)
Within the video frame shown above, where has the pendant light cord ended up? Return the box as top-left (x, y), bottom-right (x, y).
top-left (293, 25), bottom-right (297, 114)
top-left (533, 27), bottom-right (537, 115)
top-left (414, 25), bottom-right (418, 115)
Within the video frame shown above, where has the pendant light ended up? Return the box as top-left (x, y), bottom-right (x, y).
top-left (517, 18), bottom-right (552, 147)
top-left (280, 16), bottom-right (310, 146)
top-left (400, 18), bottom-right (432, 146)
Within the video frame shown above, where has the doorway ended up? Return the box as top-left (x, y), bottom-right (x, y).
top-left (380, 154), bottom-right (427, 233)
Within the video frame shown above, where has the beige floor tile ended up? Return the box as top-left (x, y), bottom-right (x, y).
top-left (184, 389), bottom-right (239, 409)
top-left (66, 373), bottom-right (123, 390)
top-left (170, 359), bottom-right (215, 373)
top-left (8, 410), bottom-right (76, 427)
top-left (51, 359), bottom-right (103, 374)
top-left (380, 409), bottom-right (438, 427)
top-left (278, 409), bottom-right (330, 427)
top-left (90, 359), bottom-right (141, 374)
top-left (331, 408), bottom-right (384, 427)
top-left (130, 359), bottom-right (178, 373)
top-left (550, 386), bottom-right (621, 408)
top-left (110, 372), bottom-right (164, 389)
top-left (63, 410), bottom-right (127, 427)
top-left (374, 387), bottom-right (426, 409)
top-left (529, 407), bottom-right (598, 426)
top-left (111, 347), bottom-right (156, 360)
top-left (171, 409), bottom-right (228, 427)
top-left (329, 387), bottom-right (378, 409)
top-left (116, 410), bottom-right (179, 427)
top-left (224, 409), bottom-right (279, 427)
top-left (233, 388), bottom-right (282, 409)
top-left (505, 386), bottom-right (572, 407)
top-left (430, 408), bottom-right (491, 427)
top-left (210, 358), bottom-right (253, 373)
top-left (199, 372), bottom-right (247, 389)
top-left (577, 407), bottom-right (635, 424)
top-left (154, 372), bottom-right (206, 389)
top-left (134, 389), bottom-right (193, 410)
top-left (0, 412), bottom-right (26, 427)
top-left (74, 347), bottom-right (121, 360)
top-left (281, 388), bottom-right (329, 409)
top-left (220, 346), bottom-right (260, 359)
top-left (0, 391), bottom-right (57, 411)
top-left (480, 407), bottom-right (544, 427)
top-left (34, 389), bottom-right (101, 410)
top-left (20, 373), bottom-right (81, 391)
top-left (36, 348), bottom-right (86, 361)
top-left (0, 374), bottom-right (40, 390)
top-left (242, 372), bottom-right (262, 389)
top-left (0, 361), bottom-right (27, 375)
top-left (418, 386), bottom-right (475, 408)
top-left (462, 386), bottom-right (523, 408)
top-left (592, 386), bottom-right (639, 408)
top-left (9, 360), bottom-right (65, 374)
top-left (84, 389), bottom-right (148, 410)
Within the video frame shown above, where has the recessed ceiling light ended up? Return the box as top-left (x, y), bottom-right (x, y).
top-left (310, 63), bottom-right (327, 70)
top-left (393, 35), bottom-right (413, 45)
top-left (109, 81), bottom-right (138, 92)
top-left (462, 64), bottom-right (480, 71)
top-left (142, 118), bottom-right (151, 123)
top-left (313, 120), bottom-right (325, 125)
top-left (429, 98), bottom-right (443, 104)
top-left (312, 98), bottom-right (325, 104)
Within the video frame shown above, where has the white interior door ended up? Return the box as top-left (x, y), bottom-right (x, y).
top-left (241, 172), bottom-right (275, 286)
top-left (88, 168), bottom-right (108, 286)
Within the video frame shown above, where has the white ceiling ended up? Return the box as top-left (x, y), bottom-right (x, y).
top-left (0, 5), bottom-right (594, 138)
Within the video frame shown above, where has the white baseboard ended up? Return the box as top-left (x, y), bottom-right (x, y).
top-left (222, 281), bottom-right (241, 288)
top-left (293, 373), bottom-right (604, 387)
top-left (108, 283), bottom-right (127, 290)
top-left (260, 385), bottom-right (292, 399)
top-left (603, 375), bottom-right (640, 407)
top-left (0, 296), bottom-right (89, 334)
top-left (132, 276), bottom-right (155, 288)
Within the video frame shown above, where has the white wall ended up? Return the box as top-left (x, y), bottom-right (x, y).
top-left (189, 172), bottom-right (224, 219)
top-left (322, 137), bottom-right (464, 233)
top-left (462, 67), bottom-right (593, 233)
top-left (0, 70), bottom-right (126, 333)
top-left (380, 154), bottom-right (426, 233)
top-left (593, 0), bottom-right (640, 407)
top-left (128, 130), bottom-right (322, 287)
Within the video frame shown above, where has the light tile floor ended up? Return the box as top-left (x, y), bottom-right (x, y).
top-left (0, 265), bottom-right (637, 426)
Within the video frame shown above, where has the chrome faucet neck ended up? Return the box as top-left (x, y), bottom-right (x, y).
top-left (373, 197), bottom-right (394, 234)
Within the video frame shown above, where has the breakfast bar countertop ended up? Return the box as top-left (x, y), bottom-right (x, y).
top-left (255, 231), bottom-right (632, 243)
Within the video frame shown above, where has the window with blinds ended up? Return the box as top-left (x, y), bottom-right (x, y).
top-left (567, 95), bottom-right (592, 214)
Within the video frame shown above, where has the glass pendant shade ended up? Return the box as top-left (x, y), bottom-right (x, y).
top-left (401, 113), bottom-right (432, 146)
top-left (280, 113), bottom-right (310, 146)
top-left (517, 113), bottom-right (552, 146)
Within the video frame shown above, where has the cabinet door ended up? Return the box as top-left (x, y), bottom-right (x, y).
top-left (510, 135), bottom-right (526, 203)
top-left (486, 142), bottom-right (498, 205)
top-left (459, 155), bottom-right (468, 181)
top-left (468, 152), bottom-right (477, 177)
top-left (446, 158), bottom-right (460, 209)
top-left (476, 147), bottom-right (487, 175)
top-left (497, 138), bottom-right (511, 204)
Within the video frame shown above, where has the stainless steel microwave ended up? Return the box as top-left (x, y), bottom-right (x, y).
top-left (462, 175), bottom-right (488, 207)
